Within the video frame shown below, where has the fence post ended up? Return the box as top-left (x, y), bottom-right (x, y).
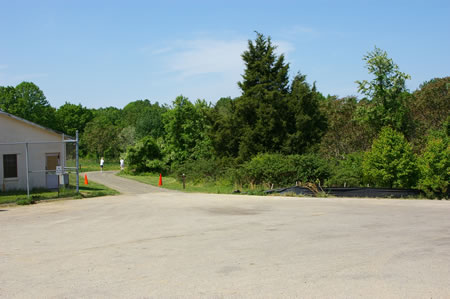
top-left (76, 130), bottom-right (79, 193)
top-left (25, 142), bottom-right (30, 198)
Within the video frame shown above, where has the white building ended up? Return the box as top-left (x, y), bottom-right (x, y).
top-left (0, 110), bottom-right (71, 192)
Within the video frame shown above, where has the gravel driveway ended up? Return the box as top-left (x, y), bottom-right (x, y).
top-left (1, 173), bottom-right (450, 298)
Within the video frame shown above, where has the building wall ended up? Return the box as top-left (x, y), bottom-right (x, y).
top-left (0, 114), bottom-right (65, 191)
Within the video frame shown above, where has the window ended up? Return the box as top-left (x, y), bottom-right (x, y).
top-left (3, 154), bottom-right (18, 178)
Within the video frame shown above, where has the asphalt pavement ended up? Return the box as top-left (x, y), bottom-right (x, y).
top-left (1, 172), bottom-right (449, 298)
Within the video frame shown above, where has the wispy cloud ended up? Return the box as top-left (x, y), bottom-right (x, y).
top-left (150, 38), bottom-right (295, 79)
top-left (282, 25), bottom-right (319, 39)
top-left (274, 40), bottom-right (295, 56)
top-left (140, 36), bottom-right (295, 101)
top-left (150, 47), bottom-right (174, 55)
top-left (167, 39), bottom-right (247, 78)
top-left (291, 25), bottom-right (317, 35)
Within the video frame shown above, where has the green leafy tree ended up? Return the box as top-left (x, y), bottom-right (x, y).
top-left (82, 116), bottom-right (121, 158)
top-left (118, 126), bottom-right (137, 152)
top-left (125, 136), bottom-right (163, 173)
top-left (162, 96), bottom-right (213, 165)
top-left (93, 106), bottom-right (123, 126)
top-left (319, 96), bottom-right (372, 158)
top-left (356, 47), bottom-right (411, 134)
top-left (363, 127), bottom-right (418, 188)
top-left (122, 100), bottom-right (166, 139)
top-left (55, 102), bottom-right (94, 136)
top-left (0, 82), bottom-right (57, 129)
top-left (417, 132), bottom-right (449, 198)
top-left (409, 77), bottom-right (450, 147)
top-left (283, 73), bottom-right (327, 154)
top-left (234, 32), bottom-right (290, 160)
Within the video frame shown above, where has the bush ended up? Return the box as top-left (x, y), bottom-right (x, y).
top-left (327, 152), bottom-right (364, 187)
top-left (172, 157), bottom-right (236, 184)
top-left (125, 136), bottom-right (165, 173)
top-left (417, 133), bottom-right (449, 198)
top-left (293, 153), bottom-right (331, 185)
top-left (363, 127), bottom-right (418, 188)
top-left (237, 153), bottom-right (330, 188)
top-left (17, 198), bottom-right (36, 205)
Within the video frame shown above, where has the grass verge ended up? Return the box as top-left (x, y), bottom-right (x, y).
top-left (66, 158), bottom-right (121, 172)
top-left (0, 173), bottom-right (119, 206)
top-left (117, 172), bottom-right (266, 195)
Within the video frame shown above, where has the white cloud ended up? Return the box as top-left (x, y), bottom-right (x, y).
top-left (155, 38), bottom-right (295, 79)
top-left (142, 37), bottom-right (295, 102)
top-left (290, 25), bottom-right (317, 35)
top-left (280, 25), bottom-right (320, 41)
top-left (166, 39), bottom-right (247, 78)
top-left (150, 47), bottom-right (174, 55)
top-left (274, 40), bottom-right (295, 56)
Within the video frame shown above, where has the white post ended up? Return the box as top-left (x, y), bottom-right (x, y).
top-left (76, 131), bottom-right (79, 193)
top-left (61, 133), bottom-right (65, 170)
top-left (25, 143), bottom-right (30, 198)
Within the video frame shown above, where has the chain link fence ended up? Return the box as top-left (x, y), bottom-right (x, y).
top-left (0, 132), bottom-right (79, 197)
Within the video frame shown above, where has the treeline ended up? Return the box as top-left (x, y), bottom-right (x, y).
top-left (1, 33), bottom-right (448, 198)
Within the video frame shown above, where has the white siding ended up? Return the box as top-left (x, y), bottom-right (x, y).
top-left (0, 113), bottom-right (64, 191)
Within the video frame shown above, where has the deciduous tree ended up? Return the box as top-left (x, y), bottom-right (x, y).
top-left (356, 47), bottom-right (411, 134)
top-left (55, 102), bottom-right (94, 136)
top-left (363, 127), bottom-right (418, 188)
top-left (0, 82), bottom-right (57, 129)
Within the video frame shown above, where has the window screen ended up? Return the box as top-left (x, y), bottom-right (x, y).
top-left (3, 154), bottom-right (18, 178)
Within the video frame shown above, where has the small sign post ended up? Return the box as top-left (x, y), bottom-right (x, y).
top-left (56, 166), bottom-right (63, 175)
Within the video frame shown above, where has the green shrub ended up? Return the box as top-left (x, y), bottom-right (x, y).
top-left (293, 153), bottom-right (330, 185)
top-left (327, 152), bottom-right (364, 187)
top-left (125, 136), bottom-right (165, 173)
top-left (17, 198), bottom-right (36, 205)
top-left (417, 134), bottom-right (449, 198)
top-left (172, 157), bottom-right (236, 184)
top-left (363, 127), bottom-right (418, 188)
top-left (237, 153), bottom-right (330, 188)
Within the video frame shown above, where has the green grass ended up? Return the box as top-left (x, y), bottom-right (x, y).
top-left (117, 172), bottom-right (267, 195)
top-left (66, 158), bottom-right (121, 172)
top-left (0, 173), bottom-right (119, 206)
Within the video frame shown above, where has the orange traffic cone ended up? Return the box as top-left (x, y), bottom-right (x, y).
top-left (158, 173), bottom-right (162, 186)
top-left (84, 174), bottom-right (88, 185)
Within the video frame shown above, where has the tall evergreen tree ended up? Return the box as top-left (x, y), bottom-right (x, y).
top-left (210, 97), bottom-right (239, 157)
top-left (283, 73), bottom-right (327, 154)
top-left (234, 32), bottom-right (290, 160)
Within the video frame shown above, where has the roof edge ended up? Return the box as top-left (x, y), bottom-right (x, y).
top-left (0, 109), bottom-right (75, 140)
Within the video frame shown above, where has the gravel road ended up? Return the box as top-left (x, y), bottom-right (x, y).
top-left (1, 172), bottom-right (450, 298)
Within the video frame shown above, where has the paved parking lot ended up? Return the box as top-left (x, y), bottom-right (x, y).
top-left (1, 174), bottom-right (450, 298)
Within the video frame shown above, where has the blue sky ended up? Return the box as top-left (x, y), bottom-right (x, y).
top-left (1, 0), bottom-right (449, 108)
